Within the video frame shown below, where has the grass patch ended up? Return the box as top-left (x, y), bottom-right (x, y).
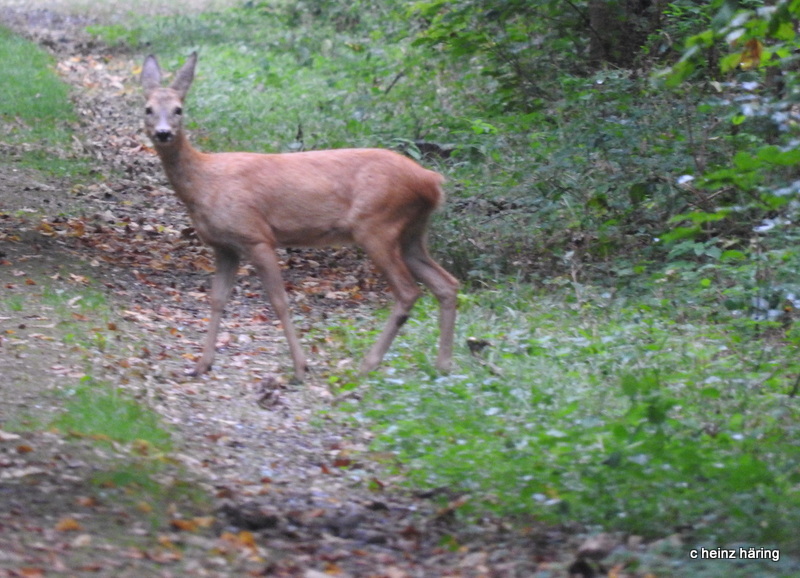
top-left (52, 378), bottom-right (207, 533)
top-left (1, 265), bottom-right (205, 531)
top-left (53, 377), bottom-right (172, 450)
top-left (35, 282), bottom-right (118, 352)
top-left (336, 284), bottom-right (800, 572)
top-left (0, 26), bottom-right (89, 177)
top-left (89, 461), bottom-right (210, 519)
top-left (0, 26), bottom-right (74, 143)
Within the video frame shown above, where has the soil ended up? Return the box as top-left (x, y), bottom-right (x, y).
top-left (0, 6), bottom-right (580, 578)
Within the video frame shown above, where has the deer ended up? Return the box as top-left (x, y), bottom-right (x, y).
top-left (140, 52), bottom-right (458, 383)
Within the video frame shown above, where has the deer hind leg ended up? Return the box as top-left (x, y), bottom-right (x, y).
top-left (359, 239), bottom-right (422, 375)
top-left (192, 246), bottom-right (240, 376)
top-left (248, 243), bottom-right (307, 383)
top-left (402, 234), bottom-right (459, 373)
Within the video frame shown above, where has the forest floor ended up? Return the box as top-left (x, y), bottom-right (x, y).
top-left (0, 6), bottom-right (581, 578)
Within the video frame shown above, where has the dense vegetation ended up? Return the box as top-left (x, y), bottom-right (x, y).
top-left (81, 0), bottom-right (800, 573)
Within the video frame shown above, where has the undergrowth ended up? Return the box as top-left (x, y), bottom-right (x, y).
top-left (336, 286), bottom-right (800, 573)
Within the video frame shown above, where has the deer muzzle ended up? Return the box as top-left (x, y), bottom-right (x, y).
top-left (154, 128), bottom-right (174, 143)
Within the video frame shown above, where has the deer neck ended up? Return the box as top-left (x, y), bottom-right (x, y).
top-left (153, 132), bottom-right (205, 207)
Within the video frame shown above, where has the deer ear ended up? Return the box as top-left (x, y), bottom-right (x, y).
top-left (141, 55), bottom-right (162, 97)
top-left (171, 52), bottom-right (197, 100)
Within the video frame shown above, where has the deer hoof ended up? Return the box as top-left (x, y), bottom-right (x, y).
top-left (188, 361), bottom-right (212, 376)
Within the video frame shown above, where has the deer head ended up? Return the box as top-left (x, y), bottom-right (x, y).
top-left (141, 53), bottom-right (197, 146)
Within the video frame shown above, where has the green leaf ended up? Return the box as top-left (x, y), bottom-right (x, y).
top-left (733, 151), bottom-right (762, 171)
top-left (661, 226), bottom-right (700, 243)
top-left (757, 145), bottom-right (800, 166)
top-left (720, 250), bottom-right (746, 262)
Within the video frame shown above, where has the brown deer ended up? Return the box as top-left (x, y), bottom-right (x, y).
top-left (140, 52), bottom-right (458, 382)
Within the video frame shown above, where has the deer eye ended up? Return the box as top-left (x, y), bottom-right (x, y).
top-left (145, 106), bottom-right (153, 115)
top-left (174, 106), bottom-right (183, 116)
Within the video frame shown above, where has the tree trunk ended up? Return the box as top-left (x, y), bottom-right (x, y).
top-left (588, 0), bottom-right (666, 67)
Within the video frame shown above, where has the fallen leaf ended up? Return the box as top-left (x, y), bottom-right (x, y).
top-left (220, 530), bottom-right (258, 552)
top-left (238, 530), bottom-right (257, 550)
top-left (132, 439), bottom-right (155, 456)
top-left (333, 456), bottom-right (354, 468)
top-left (738, 38), bottom-right (763, 70)
top-left (55, 517), bottom-right (83, 532)
top-left (193, 516), bottom-right (215, 528)
top-left (170, 519), bottom-right (199, 532)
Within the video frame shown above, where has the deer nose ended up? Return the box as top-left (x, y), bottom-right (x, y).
top-left (154, 129), bottom-right (173, 142)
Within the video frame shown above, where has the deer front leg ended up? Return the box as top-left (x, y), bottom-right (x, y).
top-left (249, 244), bottom-right (307, 383)
top-left (191, 247), bottom-right (240, 376)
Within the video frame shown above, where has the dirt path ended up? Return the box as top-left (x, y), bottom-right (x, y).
top-left (0, 7), bottom-right (571, 578)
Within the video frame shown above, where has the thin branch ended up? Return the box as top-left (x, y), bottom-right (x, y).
top-left (384, 70), bottom-right (406, 95)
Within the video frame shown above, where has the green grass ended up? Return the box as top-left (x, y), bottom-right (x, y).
top-left (53, 377), bottom-right (173, 450)
top-left (326, 285), bottom-right (800, 574)
top-left (4, 294), bottom-right (25, 312)
top-left (52, 377), bottom-right (205, 532)
top-left (0, 27), bottom-right (74, 142)
top-left (1, 270), bottom-right (197, 527)
top-left (0, 26), bottom-right (89, 177)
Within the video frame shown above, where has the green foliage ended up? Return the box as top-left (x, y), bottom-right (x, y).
top-left (664, 0), bottom-right (793, 85)
top-left (351, 286), bottom-right (800, 561)
top-left (410, 0), bottom-right (585, 112)
top-left (656, 0), bottom-right (800, 359)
